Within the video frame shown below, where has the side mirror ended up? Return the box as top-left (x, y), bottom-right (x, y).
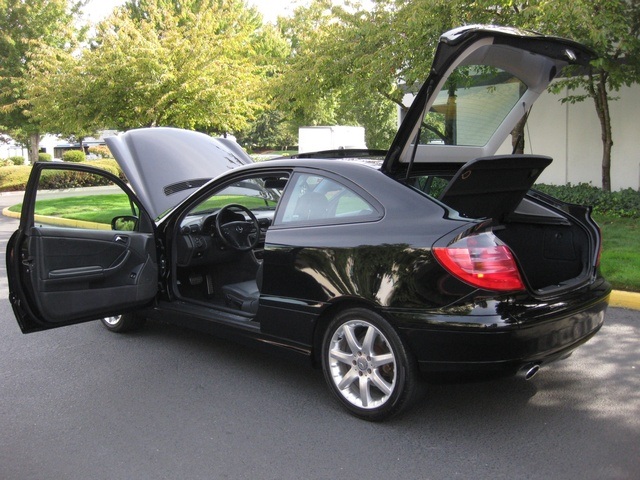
top-left (111, 215), bottom-right (139, 231)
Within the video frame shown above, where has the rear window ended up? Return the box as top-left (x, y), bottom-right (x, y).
top-left (420, 66), bottom-right (526, 147)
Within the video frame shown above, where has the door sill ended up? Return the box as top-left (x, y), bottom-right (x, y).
top-left (157, 299), bottom-right (260, 332)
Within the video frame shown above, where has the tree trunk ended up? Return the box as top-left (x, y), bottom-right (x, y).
top-left (29, 132), bottom-right (40, 164)
top-left (511, 113), bottom-right (528, 154)
top-left (589, 70), bottom-right (613, 192)
top-left (598, 80), bottom-right (613, 192)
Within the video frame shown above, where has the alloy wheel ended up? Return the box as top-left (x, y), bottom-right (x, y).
top-left (327, 319), bottom-right (397, 409)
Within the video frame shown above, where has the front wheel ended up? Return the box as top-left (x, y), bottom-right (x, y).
top-left (100, 313), bottom-right (146, 333)
top-left (321, 308), bottom-right (419, 421)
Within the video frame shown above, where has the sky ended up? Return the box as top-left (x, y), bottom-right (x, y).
top-left (83, 0), bottom-right (306, 24)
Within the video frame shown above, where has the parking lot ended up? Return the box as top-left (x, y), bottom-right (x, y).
top-left (1, 192), bottom-right (638, 480)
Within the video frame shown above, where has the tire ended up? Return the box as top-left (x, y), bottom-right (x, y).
top-left (321, 308), bottom-right (419, 421)
top-left (100, 313), bottom-right (146, 333)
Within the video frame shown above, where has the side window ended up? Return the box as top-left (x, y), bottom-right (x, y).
top-left (279, 173), bottom-right (378, 225)
top-left (30, 168), bottom-right (139, 231)
top-left (408, 175), bottom-right (451, 198)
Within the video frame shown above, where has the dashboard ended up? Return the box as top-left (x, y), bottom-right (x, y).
top-left (176, 209), bottom-right (274, 266)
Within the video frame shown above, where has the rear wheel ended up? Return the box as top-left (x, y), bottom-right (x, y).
top-left (321, 308), bottom-right (419, 421)
top-left (100, 313), bottom-right (146, 333)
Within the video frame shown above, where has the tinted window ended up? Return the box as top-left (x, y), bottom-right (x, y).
top-left (279, 173), bottom-right (378, 225)
top-left (420, 66), bottom-right (526, 147)
top-left (30, 170), bottom-right (138, 231)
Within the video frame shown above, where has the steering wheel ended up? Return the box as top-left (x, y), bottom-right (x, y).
top-left (215, 204), bottom-right (260, 251)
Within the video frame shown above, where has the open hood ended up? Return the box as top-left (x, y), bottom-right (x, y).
top-left (382, 25), bottom-right (595, 175)
top-left (106, 127), bottom-right (253, 219)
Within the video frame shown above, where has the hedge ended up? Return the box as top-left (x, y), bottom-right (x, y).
top-left (38, 152), bottom-right (53, 162)
top-left (8, 155), bottom-right (25, 166)
top-left (39, 169), bottom-right (112, 189)
top-left (0, 159), bottom-right (126, 192)
top-left (62, 150), bottom-right (86, 163)
top-left (37, 159), bottom-right (126, 189)
top-left (88, 145), bottom-right (112, 158)
top-left (534, 183), bottom-right (640, 219)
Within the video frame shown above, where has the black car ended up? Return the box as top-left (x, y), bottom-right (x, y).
top-left (7, 26), bottom-right (610, 420)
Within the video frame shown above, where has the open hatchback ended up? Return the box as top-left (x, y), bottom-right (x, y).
top-left (6, 26), bottom-right (610, 421)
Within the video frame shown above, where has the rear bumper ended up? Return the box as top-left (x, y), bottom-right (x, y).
top-left (390, 283), bottom-right (610, 375)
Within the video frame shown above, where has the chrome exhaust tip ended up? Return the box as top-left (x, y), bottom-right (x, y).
top-left (518, 363), bottom-right (540, 380)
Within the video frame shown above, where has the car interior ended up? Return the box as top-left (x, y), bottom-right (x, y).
top-left (173, 173), bottom-right (289, 314)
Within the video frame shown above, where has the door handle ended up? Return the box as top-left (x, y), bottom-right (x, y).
top-left (114, 235), bottom-right (129, 245)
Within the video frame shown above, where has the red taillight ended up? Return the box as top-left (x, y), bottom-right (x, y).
top-left (433, 232), bottom-right (525, 292)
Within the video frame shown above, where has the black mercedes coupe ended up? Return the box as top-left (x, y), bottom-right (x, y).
top-left (7, 26), bottom-right (610, 420)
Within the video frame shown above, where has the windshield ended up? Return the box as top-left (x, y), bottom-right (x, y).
top-left (190, 177), bottom-right (284, 216)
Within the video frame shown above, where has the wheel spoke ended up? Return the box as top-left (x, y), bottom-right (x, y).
top-left (330, 349), bottom-right (354, 365)
top-left (370, 352), bottom-right (394, 368)
top-left (370, 370), bottom-right (393, 396)
top-left (359, 375), bottom-right (372, 407)
top-left (342, 324), bottom-right (361, 353)
top-left (361, 325), bottom-right (377, 357)
top-left (337, 367), bottom-right (359, 390)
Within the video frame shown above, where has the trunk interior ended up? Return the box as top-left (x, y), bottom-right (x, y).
top-left (405, 155), bottom-right (595, 293)
top-left (494, 209), bottom-right (591, 292)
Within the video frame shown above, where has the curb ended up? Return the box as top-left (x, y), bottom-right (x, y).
top-left (609, 290), bottom-right (640, 311)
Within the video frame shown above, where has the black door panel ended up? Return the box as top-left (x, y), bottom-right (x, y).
top-left (24, 227), bottom-right (157, 323)
top-left (33, 228), bottom-right (131, 277)
top-left (7, 162), bottom-right (159, 333)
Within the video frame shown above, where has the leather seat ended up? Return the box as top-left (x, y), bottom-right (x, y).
top-left (294, 191), bottom-right (328, 220)
top-left (222, 263), bottom-right (262, 314)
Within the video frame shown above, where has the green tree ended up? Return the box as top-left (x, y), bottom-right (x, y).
top-left (27, 0), bottom-right (288, 136)
top-left (236, 109), bottom-right (297, 151)
top-left (25, 25), bottom-right (98, 145)
top-left (0, 0), bottom-right (84, 163)
top-left (274, 0), bottom-right (491, 150)
top-left (89, 0), bottom-right (267, 132)
top-left (275, 1), bottom-right (351, 128)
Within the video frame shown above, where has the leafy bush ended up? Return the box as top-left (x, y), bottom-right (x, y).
top-left (8, 155), bottom-right (25, 166)
top-left (37, 160), bottom-right (126, 189)
top-left (62, 150), bottom-right (86, 163)
top-left (534, 183), bottom-right (640, 218)
top-left (88, 145), bottom-right (112, 158)
top-left (89, 159), bottom-right (127, 182)
top-left (0, 159), bottom-right (126, 192)
top-left (0, 165), bottom-right (31, 191)
top-left (38, 152), bottom-right (52, 162)
top-left (39, 169), bottom-right (113, 189)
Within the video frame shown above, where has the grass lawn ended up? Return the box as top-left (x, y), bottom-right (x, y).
top-left (8, 194), bottom-right (275, 225)
top-left (594, 214), bottom-right (640, 292)
top-left (8, 194), bottom-right (135, 226)
top-left (7, 198), bottom-right (639, 292)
